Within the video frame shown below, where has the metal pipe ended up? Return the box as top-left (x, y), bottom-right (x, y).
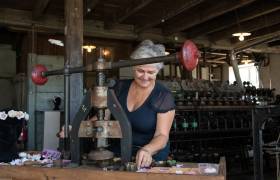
top-left (112, 54), bottom-right (177, 69)
top-left (252, 108), bottom-right (264, 180)
top-left (230, 51), bottom-right (244, 90)
top-left (43, 66), bottom-right (86, 77)
top-left (95, 47), bottom-right (108, 150)
top-left (41, 53), bottom-right (178, 77)
top-left (63, 66), bottom-right (70, 159)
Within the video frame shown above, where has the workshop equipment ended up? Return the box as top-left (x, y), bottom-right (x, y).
top-left (169, 78), bottom-right (279, 177)
top-left (31, 40), bottom-right (199, 166)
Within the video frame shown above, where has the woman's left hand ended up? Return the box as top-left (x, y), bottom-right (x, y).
top-left (136, 148), bottom-right (153, 169)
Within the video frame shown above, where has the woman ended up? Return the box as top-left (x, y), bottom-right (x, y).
top-left (113, 40), bottom-right (175, 169)
top-left (59, 40), bottom-right (175, 169)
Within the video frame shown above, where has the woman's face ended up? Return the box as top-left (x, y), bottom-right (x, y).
top-left (133, 64), bottom-right (159, 88)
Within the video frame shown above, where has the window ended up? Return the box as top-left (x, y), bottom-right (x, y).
top-left (229, 63), bottom-right (259, 87)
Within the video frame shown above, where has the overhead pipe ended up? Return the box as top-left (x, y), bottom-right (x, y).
top-left (230, 50), bottom-right (244, 90)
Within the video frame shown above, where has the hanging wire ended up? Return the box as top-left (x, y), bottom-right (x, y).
top-left (234, 10), bottom-right (242, 33)
top-left (31, 24), bottom-right (35, 56)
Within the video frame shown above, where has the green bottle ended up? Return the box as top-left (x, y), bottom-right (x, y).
top-left (192, 117), bottom-right (198, 130)
top-left (182, 118), bottom-right (188, 131)
top-left (173, 119), bottom-right (177, 132)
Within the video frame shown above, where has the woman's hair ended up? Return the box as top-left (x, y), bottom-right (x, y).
top-left (130, 40), bottom-right (165, 70)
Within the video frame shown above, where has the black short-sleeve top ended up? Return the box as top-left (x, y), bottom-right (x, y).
top-left (113, 79), bottom-right (175, 160)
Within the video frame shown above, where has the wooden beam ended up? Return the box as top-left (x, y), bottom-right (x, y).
top-left (1, 8), bottom-right (176, 43)
top-left (1, 8), bottom-right (279, 54)
top-left (185, 0), bottom-right (280, 38)
top-left (0, 8), bottom-right (137, 40)
top-left (64, 0), bottom-right (84, 125)
top-left (245, 47), bottom-right (280, 54)
top-left (135, 0), bottom-right (205, 33)
top-left (65, 2), bottom-right (83, 66)
top-left (268, 40), bottom-right (280, 47)
top-left (233, 31), bottom-right (280, 53)
top-left (194, 37), bottom-right (280, 54)
top-left (209, 10), bottom-right (280, 41)
top-left (231, 23), bottom-right (280, 43)
top-left (206, 59), bottom-right (227, 64)
top-left (163, 0), bottom-right (256, 35)
top-left (32, 0), bottom-right (50, 20)
top-left (84, 0), bottom-right (99, 17)
top-left (116, 0), bottom-right (154, 23)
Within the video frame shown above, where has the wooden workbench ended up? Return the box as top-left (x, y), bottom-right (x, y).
top-left (0, 158), bottom-right (226, 180)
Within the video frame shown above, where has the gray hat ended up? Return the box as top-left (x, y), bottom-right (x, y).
top-left (130, 40), bottom-right (165, 70)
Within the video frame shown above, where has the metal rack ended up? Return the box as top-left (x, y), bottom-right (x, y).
top-left (170, 105), bottom-right (253, 174)
top-left (253, 105), bottom-right (280, 180)
top-left (170, 104), bottom-right (280, 178)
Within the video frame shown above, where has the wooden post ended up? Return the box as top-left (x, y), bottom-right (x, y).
top-left (64, 0), bottom-right (83, 123)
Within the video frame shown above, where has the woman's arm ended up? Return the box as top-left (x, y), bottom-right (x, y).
top-left (136, 109), bottom-right (175, 169)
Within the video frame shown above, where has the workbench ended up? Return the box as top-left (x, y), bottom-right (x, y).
top-left (0, 157), bottom-right (226, 180)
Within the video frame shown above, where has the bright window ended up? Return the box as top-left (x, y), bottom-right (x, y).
top-left (229, 63), bottom-right (259, 87)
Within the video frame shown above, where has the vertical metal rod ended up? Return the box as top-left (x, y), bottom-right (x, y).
top-left (96, 47), bottom-right (106, 122)
top-left (230, 51), bottom-right (244, 90)
top-left (252, 108), bottom-right (264, 180)
top-left (64, 66), bottom-right (70, 159)
top-left (277, 154), bottom-right (279, 180)
top-left (96, 48), bottom-right (107, 148)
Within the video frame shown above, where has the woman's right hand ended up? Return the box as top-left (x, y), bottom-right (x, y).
top-left (136, 147), bottom-right (153, 169)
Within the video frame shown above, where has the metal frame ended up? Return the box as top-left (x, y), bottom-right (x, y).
top-left (252, 105), bottom-right (280, 180)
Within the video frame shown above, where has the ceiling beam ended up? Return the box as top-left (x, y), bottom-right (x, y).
top-left (0, 8), bottom-right (137, 40)
top-left (135, 0), bottom-right (205, 33)
top-left (2, 8), bottom-right (279, 54)
top-left (186, 0), bottom-right (280, 38)
top-left (206, 57), bottom-right (227, 64)
top-left (231, 23), bottom-right (280, 44)
top-left (163, 0), bottom-right (256, 35)
top-left (268, 40), bottom-right (280, 47)
top-left (116, 0), bottom-right (154, 23)
top-left (233, 31), bottom-right (280, 53)
top-left (0, 8), bottom-right (182, 43)
top-left (84, 0), bottom-right (99, 17)
top-left (32, 0), bottom-right (50, 20)
top-left (209, 10), bottom-right (280, 41)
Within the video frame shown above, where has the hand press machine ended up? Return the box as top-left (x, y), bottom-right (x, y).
top-left (31, 40), bottom-right (199, 166)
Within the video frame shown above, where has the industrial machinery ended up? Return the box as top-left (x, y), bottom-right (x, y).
top-left (165, 79), bottom-right (279, 175)
top-left (31, 40), bottom-right (199, 167)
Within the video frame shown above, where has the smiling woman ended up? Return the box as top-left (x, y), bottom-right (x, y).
top-left (132, 65), bottom-right (159, 88)
top-left (110, 40), bottom-right (175, 169)
top-left (134, 66), bottom-right (159, 78)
